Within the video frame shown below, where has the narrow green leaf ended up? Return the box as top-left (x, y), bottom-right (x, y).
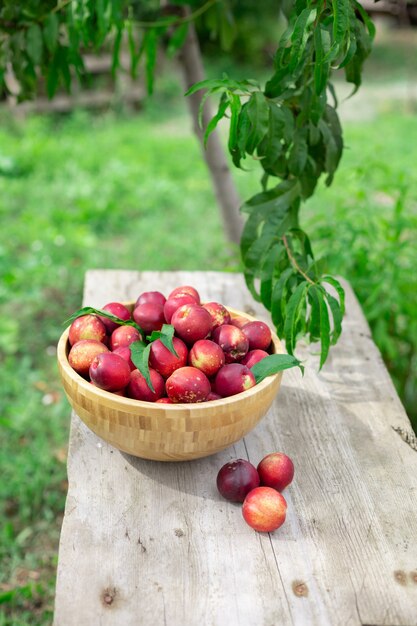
top-left (328, 82), bottom-right (338, 108)
top-left (240, 211), bottom-right (265, 259)
top-left (236, 103), bottom-right (252, 161)
top-left (252, 353), bottom-right (304, 383)
top-left (299, 156), bottom-right (319, 199)
top-left (257, 103), bottom-right (290, 173)
top-left (324, 290), bottom-right (343, 343)
top-left (127, 20), bottom-right (140, 78)
top-left (242, 179), bottom-right (300, 215)
top-left (145, 29), bottom-right (158, 94)
top-left (185, 77), bottom-right (252, 97)
top-left (97, 0), bottom-right (111, 41)
top-left (43, 13), bottom-right (59, 54)
top-left (26, 24), bottom-right (43, 65)
top-left (245, 92), bottom-right (270, 154)
top-left (130, 341), bottom-right (154, 392)
top-left (260, 244), bottom-right (284, 309)
top-left (243, 268), bottom-right (262, 303)
top-left (288, 228), bottom-right (315, 265)
top-left (284, 281), bottom-right (308, 354)
top-left (271, 267), bottom-right (295, 333)
top-left (314, 26), bottom-right (331, 95)
top-left (111, 27), bottom-right (123, 76)
top-left (63, 306), bottom-right (143, 335)
top-left (332, 0), bottom-right (351, 47)
top-left (290, 8), bottom-right (317, 71)
top-left (159, 324), bottom-right (179, 357)
top-left (243, 229), bottom-right (276, 272)
top-left (167, 23), bottom-right (189, 58)
top-left (318, 119), bottom-right (338, 184)
top-left (320, 275), bottom-right (345, 314)
top-left (288, 129), bottom-right (308, 176)
top-left (307, 285), bottom-right (322, 342)
top-left (353, 0), bottom-right (376, 39)
top-left (228, 92), bottom-right (242, 166)
top-left (204, 94), bottom-right (229, 147)
top-left (318, 292), bottom-right (331, 369)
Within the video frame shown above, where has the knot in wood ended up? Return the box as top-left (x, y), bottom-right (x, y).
top-left (102, 587), bottom-right (117, 607)
top-left (394, 570), bottom-right (407, 586)
top-left (292, 580), bottom-right (309, 597)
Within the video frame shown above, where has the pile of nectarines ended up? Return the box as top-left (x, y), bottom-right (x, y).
top-left (216, 452), bottom-right (294, 532)
top-left (67, 284), bottom-right (275, 403)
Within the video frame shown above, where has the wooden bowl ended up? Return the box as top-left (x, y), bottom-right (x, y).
top-left (57, 306), bottom-right (284, 462)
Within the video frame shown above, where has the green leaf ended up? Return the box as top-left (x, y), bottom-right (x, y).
top-left (145, 29), bottom-right (158, 94)
top-left (318, 118), bottom-right (339, 185)
top-left (251, 353), bottom-right (304, 383)
top-left (320, 275), bottom-right (345, 315)
top-left (288, 129), bottom-right (308, 176)
top-left (289, 7), bottom-right (317, 71)
top-left (338, 35), bottom-right (357, 69)
top-left (288, 228), bottom-right (315, 264)
top-left (130, 341), bottom-right (154, 392)
top-left (63, 306), bottom-right (143, 335)
top-left (244, 92), bottom-right (270, 155)
top-left (284, 281), bottom-right (308, 354)
top-left (127, 19), bottom-right (141, 78)
top-left (324, 290), bottom-right (343, 343)
top-left (353, 0), bottom-right (376, 39)
top-left (307, 285), bottom-right (322, 342)
top-left (26, 24), bottom-right (43, 65)
top-left (43, 13), bottom-right (59, 54)
top-left (185, 77), bottom-right (252, 97)
top-left (97, 0), bottom-right (112, 42)
top-left (236, 104), bottom-right (252, 162)
top-left (332, 0), bottom-right (351, 49)
top-left (228, 92), bottom-right (243, 166)
top-left (314, 26), bottom-right (331, 95)
top-left (167, 23), bottom-right (189, 57)
top-left (111, 27), bottom-right (123, 76)
top-left (204, 93), bottom-right (229, 147)
top-left (154, 324), bottom-right (179, 357)
top-left (242, 179), bottom-right (300, 216)
top-left (260, 244), bottom-right (284, 309)
top-left (317, 291), bottom-right (331, 368)
top-left (257, 103), bottom-right (292, 174)
top-left (271, 267), bottom-right (295, 333)
top-left (243, 228), bottom-right (277, 271)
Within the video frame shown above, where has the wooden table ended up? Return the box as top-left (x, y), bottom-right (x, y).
top-left (54, 270), bottom-right (417, 626)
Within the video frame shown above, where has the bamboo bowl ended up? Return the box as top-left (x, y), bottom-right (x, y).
top-left (57, 306), bottom-right (284, 462)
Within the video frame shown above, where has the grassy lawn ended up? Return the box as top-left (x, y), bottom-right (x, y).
top-left (1, 93), bottom-right (416, 622)
top-left (0, 107), bottom-right (239, 624)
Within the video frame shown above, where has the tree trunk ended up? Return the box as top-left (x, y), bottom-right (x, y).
top-left (177, 19), bottom-right (244, 245)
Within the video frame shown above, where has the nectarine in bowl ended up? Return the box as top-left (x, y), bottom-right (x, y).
top-left (57, 305), bottom-right (284, 462)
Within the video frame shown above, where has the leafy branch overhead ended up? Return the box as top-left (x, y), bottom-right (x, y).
top-left (1, 0), bottom-right (375, 367)
top-left (187, 0), bottom-right (374, 366)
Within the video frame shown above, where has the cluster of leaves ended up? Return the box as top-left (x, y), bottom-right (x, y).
top-left (0, 0), bottom-right (208, 100)
top-left (188, 0), bottom-right (375, 366)
top-left (65, 306), bottom-right (303, 390)
top-left (0, 0), bottom-right (375, 366)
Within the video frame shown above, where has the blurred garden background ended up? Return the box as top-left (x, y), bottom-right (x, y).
top-left (1, 3), bottom-right (417, 624)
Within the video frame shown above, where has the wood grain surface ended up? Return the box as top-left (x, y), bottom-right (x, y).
top-left (53, 270), bottom-right (417, 626)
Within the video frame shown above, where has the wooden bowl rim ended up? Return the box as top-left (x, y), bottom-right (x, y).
top-left (57, 305), bottom-right (284, 413)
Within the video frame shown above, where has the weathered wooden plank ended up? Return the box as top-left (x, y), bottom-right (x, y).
top-left (54, 270), bottom-right (417, 626)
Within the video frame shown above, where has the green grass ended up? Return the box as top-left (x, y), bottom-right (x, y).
top-left (1, 101), bottom-right (417, 622)
top-left (0, 107), bottom-right (238, 624)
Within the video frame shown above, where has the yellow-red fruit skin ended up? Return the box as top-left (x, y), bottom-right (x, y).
top-left (242, 486), bottom-right (287, 533)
